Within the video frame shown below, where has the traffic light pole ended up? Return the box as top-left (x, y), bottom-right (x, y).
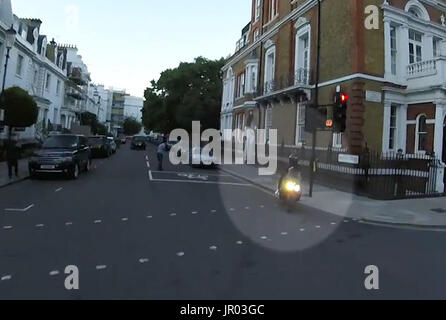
top-left (309, 0), bottom-right (321, 198)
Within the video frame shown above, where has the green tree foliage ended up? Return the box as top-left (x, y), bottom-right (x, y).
top-left (2, 86), bottom-right (38, 130)
top-left (142, 57), bottom-right (225, 133)
top-left (80, 112), bottom-right (109, 135)
top-left (123, 117), bottom-right (142, 136)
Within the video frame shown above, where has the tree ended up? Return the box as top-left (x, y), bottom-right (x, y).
top-left (80, 112), bottom-right (109, 135)
top-left (2, 86), bottom-right (38, 140)
top-left (142, 57), bottom-right (225, 133)
top-left (123, 117), bottom-right (142, 136)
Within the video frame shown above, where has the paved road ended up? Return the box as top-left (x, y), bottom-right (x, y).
top-left (0, 143), bottom-right (445, 299)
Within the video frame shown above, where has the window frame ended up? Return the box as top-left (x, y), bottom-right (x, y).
top-left (16, 54), bottom-right (24, 77)
top-left (415, 114), bottom-right (428, 153)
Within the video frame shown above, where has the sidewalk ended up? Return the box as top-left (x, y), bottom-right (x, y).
top-left (0, 158), bottom-right (30, 188)
top-left (220, 164), bottom-right (446, 229)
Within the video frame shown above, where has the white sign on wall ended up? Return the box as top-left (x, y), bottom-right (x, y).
top-left (366, 91), bottom-right (382, 103)
top-left (338, 154), bottom-right (360, 165)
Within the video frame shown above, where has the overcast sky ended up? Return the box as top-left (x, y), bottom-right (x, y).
top-left (11, 0), bottom-right (251, 97)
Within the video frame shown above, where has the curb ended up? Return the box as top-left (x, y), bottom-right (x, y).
top-left (0, 176), bottom-right (29, 189)
top-left (220, 166), bottom-right (446, 230)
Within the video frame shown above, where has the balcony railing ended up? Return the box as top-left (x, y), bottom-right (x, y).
top-left (407, 59), bottom-right (437, 79)
top-left (255, 68), bottom-right (311, 97)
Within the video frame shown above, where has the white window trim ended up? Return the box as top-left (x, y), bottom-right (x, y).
top-left (264, 45), bottom-right (276, 90)
top-left (295, 23), bottom-right (311, 84)
top-left (388, 105), bottom-right (398, 151)
top-left (16, 54), bottom-right (24, 77)
top-left (415, 113), bottom-right (428, 154)
top-left (333, 133), bottom-right (343, 149)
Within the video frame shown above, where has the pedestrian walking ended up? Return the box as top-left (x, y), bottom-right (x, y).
top-left (5, 137), bottom-right (21, 179)
top-left (157, 137), bottom-right (168, 171)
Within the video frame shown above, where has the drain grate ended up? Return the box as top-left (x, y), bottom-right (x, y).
top-left (431, 208), bottom-right (446, 214)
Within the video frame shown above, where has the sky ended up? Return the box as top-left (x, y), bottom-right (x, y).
top-left (11, 0), bottom-right (252, 97)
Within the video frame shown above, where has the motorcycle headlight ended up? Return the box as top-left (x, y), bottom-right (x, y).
top-left (285, 181), bottom-right (301, 193)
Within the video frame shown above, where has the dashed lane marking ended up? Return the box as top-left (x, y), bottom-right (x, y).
top-left (96, 265), bottom-right (107, 271)
top-left (35, 224), bottom-right (45, 228)
top-left (236, 241), bottom-right (243, 245)
top-left (94, 220), bottom-right (102, 224)
top-left (49, 271), bottom-right (60, 276)
top-left (65, 222), bottom-right (73, 226)
top-left (177, 252), bottom-right (185, 257)
top-left (139, 259), bottom-right (150, 264)
top-left (3, 226), bottom-right (13, 230)
top-left (55, 188), bottom-right (63, 193)
top-left (4, 204), bottom-right (35, 213)
top-left (122, 218), bottom-right (129, 222)
top-left (209, 246), bottom-right (218, 251)
top-left (1, 275), bottom-right (12, 281)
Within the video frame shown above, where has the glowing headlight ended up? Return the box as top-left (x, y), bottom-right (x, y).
top-left (285, 181), bottom-right (301, 193)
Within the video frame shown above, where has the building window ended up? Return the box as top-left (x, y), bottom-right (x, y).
top-left (245, 64), bottom-right (258, 93)
top-left (45, 73), bottom-right (51, 91)
top-left (264, 46), bottom-right (275, 93)
top-left (416, 114), bottom-right (427, 152)
top-left (16, 55), bottom-right (24, 76)
top-left (390, 26), bottom-right (397, 75)
top-left (254, 29), bottom-right (260, 42)
top-left (389, 105), bottom-right (397, 151)
top-left (265, 107), bottom-right (273, 142)
top-left (433, 38), bottom-right (441, 57)
top-left (409, 29), bottom-right (422, 64)
top-left (333, 133), bottom-right (343, 149)
top-left (56, 80), bottom-right (61, 95)
top-left (295, 103), bottom-right (306, 146)
top-left (255, 0), bottom-right (261, 21)
top-left (236, 73), bottom-right (245, 98)
top-left (295, 29), bottom-right (310, 84)
top-left (270, 0), bottom-right (278, 21)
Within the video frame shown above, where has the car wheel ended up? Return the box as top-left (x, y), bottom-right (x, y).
top-left (71, 163), bottom-right (80, 180)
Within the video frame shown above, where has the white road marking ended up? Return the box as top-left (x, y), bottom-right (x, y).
top-left (152, 171), bottom-right (230, 177)
top-left (300, 228), bottom-right (305, 232)
top-left (281, 232), bottom-right (288, 236)
top-left (94, 220), bottom-right (102, 224)
top-left (49, 271), bottom-right (60, 276)
top-left (316, 226), bottom-right (321, 229)
top-left (344, 220), bottom-right (349, 223)
top-left (4, 204), bottom-right (35, 213)
top-left (139, 258), bottom-right (149, 264)
top-left (3, 226), bottom-right (12, 230)
top-left (36, 224), bottom-right (45, 228)
top-left (229, 208), bottom-right (235, 212)
top-left (236, 241), bottom-right (243, 245)
top-left (192, 211), bottom-right (198, 215)
top-left (148, 170), bottom-right (153, 181)
top-left (149, 178), bottom-right (251, 187)
top-left (121, 218), bottom-right (129, 222)
top-left (260, 205), bottom-right (265, 209)
top-left (147, 216), bottom-right (153, 219)
top-left (211, 210), bottom-right (217, 213)
top-left (245, 207), bottom-right (251, 210)
top-left (146, 161), bottom-right (151, 169)
top-left (209, 246), bottom-right (218, 251)
top-left (177, 252), bottom-right (185, 257)
top-left (170, 213), bottom-right (177, 217)
top-left (65, 222), bottom-right (73, 226)
top-left (96, 265), bottom-right (107, 270)
top-left (55, 187), bottom-right (63, 193)
top-left (261, 236), bottom-right (268, 240)
top-left (331, 222), bottom-right (337, 225)
top-left (1, 275), bottom-right (12, 281)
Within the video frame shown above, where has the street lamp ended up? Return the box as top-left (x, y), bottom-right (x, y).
top-left (0, 25), bottom-right (17, 123)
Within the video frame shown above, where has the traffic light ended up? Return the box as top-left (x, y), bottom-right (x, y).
top-left (333, 91), bottom-right (349, 133)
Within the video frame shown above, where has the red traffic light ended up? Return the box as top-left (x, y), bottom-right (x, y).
top-left (340, 94), bottom-right (349, 103)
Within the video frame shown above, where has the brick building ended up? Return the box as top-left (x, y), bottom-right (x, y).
top-left (221, 0), bottom-right (446, 193)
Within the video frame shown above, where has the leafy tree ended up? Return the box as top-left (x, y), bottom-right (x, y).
top-left (142, 57), bottom-right (225, 133)
top-left (1, 87), bottom-right (38, 139)
top-left (95, 123), bottom-right (109, 136)
top-left (123, 117), bottom-right (142, 136)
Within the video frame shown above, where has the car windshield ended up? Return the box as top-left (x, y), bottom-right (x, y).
top-left (42, 136), bottom-right (78, 149)
top-left (88, 137), bottom-right (105, 146)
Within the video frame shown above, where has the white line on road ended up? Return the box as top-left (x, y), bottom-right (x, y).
top-left (170, 213), bottom-right (177, 217)
top-left (261, 236), bottom-right (268, 240)
top-left (94, 220), bottom-right (102, 224)
top-left (49, 271), bottom-right (60, 276)
top-left (149, 178), bottom-right (251, 187)
top-left (236, 241), bottom-right (243, 245)
top-left (146, 161), bottom-right (151, 169)
top-left (145, 155), bottom-right (149, 161)
top-left (139, 258), bottom-right (150, 264)
top-left (149, 170), bottom-right (153, 181)
top-left (209, 246), bottom-right (218, 251)
top-left (1, 275), bottom-right (12, 281)
top-left (65, 222), bottom-right (73, 226)
top-left (122, 218), bottom-right (129, 222)
top-left (177, 252), bottom-right (185, 257)
top-left (331, 222), bottom-right (337, 225)
top-left (192, 211), bottom-right (198, 215)
top-left (36, 224), bottom-right (45, 228)
top-left (211, 210), bottom-right (217, 213)
top-left (245, 207), bottom-right (251, 210)
top-left (147, 216), bottom-right (153, 219)
top-left (316, 226), bottom-right (321, 229)
top-left (300, 228), bottom-right (305, 232)
top-left (4, 204), bottom-right (35, 213)
top-left (55, 187), bottom-right (63, 193)
top-left (260, 205), bottom-right (265, 209)
top-left (96, 265), bottom-right (107, 271)
top-left (281, 232), bottom-right (288, 236)
top-left (3, 226), bottom-right (12, 230)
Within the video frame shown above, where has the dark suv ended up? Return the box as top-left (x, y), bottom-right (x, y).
top-left (29, 135), bottom-right (92, 179)
top-left (131, 136), bottom-right (147, 150)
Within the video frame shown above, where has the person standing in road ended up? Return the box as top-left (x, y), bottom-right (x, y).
top-left (5, 137), bottom-right (21, 179)
top-left (157, 138), bottom-right (168, 171)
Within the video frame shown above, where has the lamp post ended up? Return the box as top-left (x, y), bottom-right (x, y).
top-left (0, 25), bottom-right (17, 123)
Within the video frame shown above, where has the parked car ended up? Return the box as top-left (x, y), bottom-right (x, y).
top-left (131, 136), bottom-right (147, 150)
top-left (107, 137), bottom-right (117, 154)
top-left (29, 135), bottom-right (92, 179)
top-left (118, 135), bottom-right (127, 144)
top-left (87, 136), bottom-right (113, 158)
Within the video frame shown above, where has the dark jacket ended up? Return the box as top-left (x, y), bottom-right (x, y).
top-left (5, 140), bottom-right (21, 162)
